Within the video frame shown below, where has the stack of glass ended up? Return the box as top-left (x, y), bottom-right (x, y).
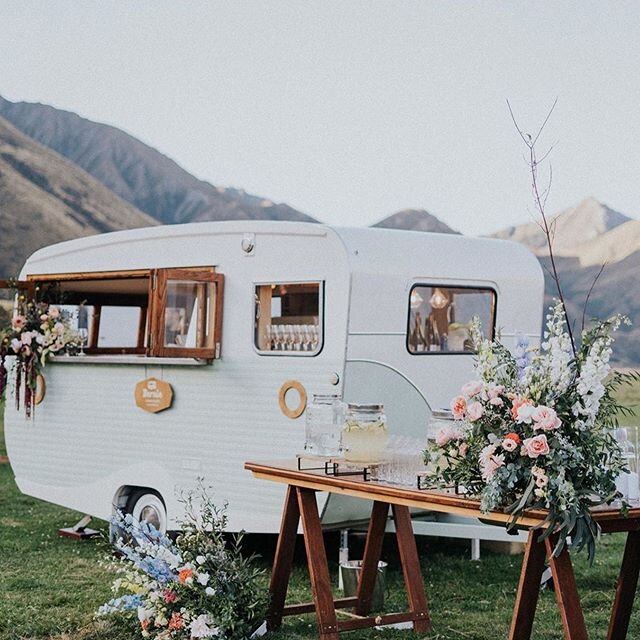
top-left (615, 426), bottom-right (639, 503)
top-left (374, 436), bottom-right (427, 487)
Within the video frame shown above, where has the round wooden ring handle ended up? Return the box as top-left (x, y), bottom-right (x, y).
top-left (278, 380), bottom-right (307, 419)
top-left (34, 373), bottom-right (46, 405)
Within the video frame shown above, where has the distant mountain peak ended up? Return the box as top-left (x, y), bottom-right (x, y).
top-left (372, 208), bottom-right (460, 234)
top-left (492, 197), bottom-right (630, 255)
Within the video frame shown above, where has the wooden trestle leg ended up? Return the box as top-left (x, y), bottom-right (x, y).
top-left (297, 487), bottom-right (340, 640)
top-left (607, 530), bottom-right (640, 640)
top-left (391, 504), bottom-right (432, 633)
top-left (509, 529), bottom-right (548, 640)
top-left (509, 529), bottom-right (589, 640)
top-left (267, 485), bottom-right (300, 632)
top-left (545, 536), bottom-right (588, 640)
top-left (355, 501), bottom-right (389, 616)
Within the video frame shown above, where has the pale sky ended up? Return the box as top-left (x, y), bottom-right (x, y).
top-left (1, 1), bottom-right (640, 235)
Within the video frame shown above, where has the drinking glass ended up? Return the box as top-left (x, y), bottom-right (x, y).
top-left (78, 328), bottom-right (88, 356)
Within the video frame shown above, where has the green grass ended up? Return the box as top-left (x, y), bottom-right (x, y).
top-left (0, 377), bottom-right (640, 640)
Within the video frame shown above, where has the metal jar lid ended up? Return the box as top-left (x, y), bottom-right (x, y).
top-left (347, 403), bottom-right (384, 411)
top-left (431, 409), bottom-right (454, 420)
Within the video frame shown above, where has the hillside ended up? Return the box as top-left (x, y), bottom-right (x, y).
top-left (0, 114), bottom-right (157, 278)
top-left (0, 95), bottom-right (315, 225)
top-left (373, 209), bottom-right (459, 234)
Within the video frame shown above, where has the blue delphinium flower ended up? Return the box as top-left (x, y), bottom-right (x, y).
top-left (513, 333), bottom-right (532, 381)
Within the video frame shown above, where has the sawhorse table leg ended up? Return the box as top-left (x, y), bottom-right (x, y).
top-left (607, 529), bottom-right (640, 640)
top-left (509, 529), bottom-right (588, 640)
top-left (267, 487), bottom-right (432, 638)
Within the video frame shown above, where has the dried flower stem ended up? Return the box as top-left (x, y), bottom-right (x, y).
top-left (507, 99), bottom-right (576, 357)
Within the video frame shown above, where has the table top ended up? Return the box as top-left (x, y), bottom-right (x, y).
top-left (245, 459), bottom-right (640, 531)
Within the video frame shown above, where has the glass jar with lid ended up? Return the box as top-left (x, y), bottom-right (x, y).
top-left (342, 403), bottom-right (388, 463)
top-left (427, 409), bottom-right (455, 441)
top-left (304, 394), bottom-right (344, 457)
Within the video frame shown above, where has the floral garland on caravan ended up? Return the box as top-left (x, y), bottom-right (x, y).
top-left (0, 292), bottom-right (76, 418)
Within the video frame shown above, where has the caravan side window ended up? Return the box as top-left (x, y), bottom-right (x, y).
top-left (254, 283), bottom-right (322, 355)
top-left (407, 285), bottom-right (496, 354)
top-left (29, 267), bottom-right (224, 360)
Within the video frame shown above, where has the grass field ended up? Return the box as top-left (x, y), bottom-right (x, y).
top-left (0, 375), bottom-right (639, 640)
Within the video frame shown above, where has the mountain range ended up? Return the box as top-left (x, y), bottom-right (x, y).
top-left (0, 95), bottom-right (638, 364)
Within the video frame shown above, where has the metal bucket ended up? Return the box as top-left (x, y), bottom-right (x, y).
top-left (339, 560), bottom-right (387, 611)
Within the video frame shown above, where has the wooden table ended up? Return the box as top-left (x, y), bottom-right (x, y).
top-left (245, 459), bottom-right (640, 640)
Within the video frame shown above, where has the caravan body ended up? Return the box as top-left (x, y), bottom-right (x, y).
top-left (4, 221), bottom-right (544, 532)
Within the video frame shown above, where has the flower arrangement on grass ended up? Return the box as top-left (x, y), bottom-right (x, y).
top-left (0, 296), bottom-right (76, 417)
top-left (427, 302), bottom-right (636, 560)
top-left (98, 487), bottom-right (268, 639)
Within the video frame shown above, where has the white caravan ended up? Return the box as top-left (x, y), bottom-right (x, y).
top-left (3, 221), bottom-right (544, 538)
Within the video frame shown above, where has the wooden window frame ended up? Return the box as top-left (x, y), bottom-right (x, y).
top-left (150, 268), bottom-right (224, 360)
top-left (253, 281), bottom-right (324, 356)
top-left (3, 268), bottom-right (224, 361)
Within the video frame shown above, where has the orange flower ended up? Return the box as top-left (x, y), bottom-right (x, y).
top-left (169, 613), bottom-right (184, 630)
top-left (511, 398), bottom-right (533, 421)
top-left (140, 619), bottom-right (150, 631)
top-left (504, 432), bottom-right (521, 445)
top-left (178, 567), bottom-right (193, 584)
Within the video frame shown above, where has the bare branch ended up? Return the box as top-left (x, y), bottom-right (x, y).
top-left (532, 98), bottom-right (558, 147)
top-left (581, 263), bottom-right (607, 332)
top-left (508, 98), bottom-right (576, 356)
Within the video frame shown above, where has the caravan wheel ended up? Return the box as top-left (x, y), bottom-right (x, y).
top-left (126, 490), bottom-right (168, 534)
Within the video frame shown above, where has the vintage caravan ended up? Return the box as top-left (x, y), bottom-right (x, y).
top-left (3, 221), bottom-right (544, 538)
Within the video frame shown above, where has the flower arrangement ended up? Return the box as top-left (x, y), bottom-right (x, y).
top-left (97, 487), bottom-right (268, 639)
top-left (427, 302), bottom-right (636, 560)
top-left (0, 295), bottom-right (77, 418)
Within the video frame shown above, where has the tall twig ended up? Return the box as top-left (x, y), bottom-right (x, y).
top-left (581, 262), bottom-right (606, 333)
top-left (507, 98), bottom-right (577, 357)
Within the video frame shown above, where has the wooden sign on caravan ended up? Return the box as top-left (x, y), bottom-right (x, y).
top-left (135, 377), bottom-right (173, 413)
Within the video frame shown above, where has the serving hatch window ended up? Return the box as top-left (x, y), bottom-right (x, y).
top-left (29, 267), bottom-right (224, 360)
top-left (254, 282), bottom-right (322, 354)
top-left (407, 285), bottom-right (496, 354)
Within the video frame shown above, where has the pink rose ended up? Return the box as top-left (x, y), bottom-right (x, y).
top-left (450, 395), bottom-right (467, 420)
top-left (48, 306), bottom-right (60, 319)
top-left (461, 380), bottom-right (483, 398)
top-left (532, 406), bottom-right (561, 432)
top-left (489, 396), bottom-right (504, 407)
top-left (522, 434), bottom-right (550, 458)
top-left (40, 314), bottom-right (49, 322)
top-left (435, 424), bottom-right (463, 446)
top-left (487, 384), bottom-right (505, 400)
top-left (466, 401), bottom-right (484, 422)
top-left (502, 437), bottom-right (518, 452)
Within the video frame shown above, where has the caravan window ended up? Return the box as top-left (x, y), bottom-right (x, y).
top-left (254, 282), bottom-right (322, 354)
top-left (29, 268), bottom-right (224, 360)
top-left (407, 285), bottom-right (496, 354)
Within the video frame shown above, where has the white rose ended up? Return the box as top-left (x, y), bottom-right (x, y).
top-left (197, 572), bottom-right (210, 585)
